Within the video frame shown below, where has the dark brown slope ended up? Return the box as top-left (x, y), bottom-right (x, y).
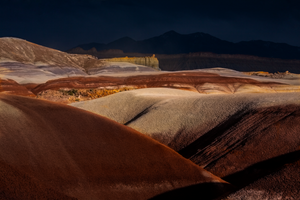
top-left (179, 104), bottom-right (300, 199)
top-left (31, 71), bottom-right (280, 95)
top-left (0, 94), bottom-right (230, 200)
top-left (0, 78), bottom-right (35, 97)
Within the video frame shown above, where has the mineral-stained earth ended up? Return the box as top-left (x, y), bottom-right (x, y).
top-left (1, 37), bottom-right (300, 199)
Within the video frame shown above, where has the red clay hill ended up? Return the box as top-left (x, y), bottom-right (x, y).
top-left (0, 94), bottom-right (231, 199)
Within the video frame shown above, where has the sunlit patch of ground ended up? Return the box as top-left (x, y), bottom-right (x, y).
top-left (36, 87), bottom-right (138, 104)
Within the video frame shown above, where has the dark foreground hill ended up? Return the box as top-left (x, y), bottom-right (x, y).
top-left (0, 94), bottom-right (231, 199)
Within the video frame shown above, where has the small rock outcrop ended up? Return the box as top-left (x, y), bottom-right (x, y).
top-left (103, 55), bottom-right (160, 70)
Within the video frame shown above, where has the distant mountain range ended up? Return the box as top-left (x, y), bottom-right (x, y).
top-left (69, 30), bottom-right (300, 60)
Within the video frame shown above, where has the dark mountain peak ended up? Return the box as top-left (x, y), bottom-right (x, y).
top-left (160, 30), bottom-right (181, 38)
top-left (106, 36), bottom-right (137, 53)
top-left (75, 42), bottom-right (105, 51)
top-left (162, 30), bottom-right (180, 35)
top-left (237, 40), bottom-right (299, 48)
top-left (189, 32), bottom-right (209, 37)
top-left (69, 30), bottom-right (300, 59)
top-left (110, 36), bottom-right (136, 43)
top-left (189, 32), bottom-right (217, 40)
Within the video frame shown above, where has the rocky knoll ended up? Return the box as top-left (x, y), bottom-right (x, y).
top-left (0, 38), bottom-right (160, 84)
top-left (0, 37), bottom-right (97, 83)
top-left (102, 55), bottom-right (159, 70)
top-left (72, 88), bottom-right (300, 199)
top-left (0, 94), bottom-right (231, 200)
top-left (0, 37), bottom-right (102, 70)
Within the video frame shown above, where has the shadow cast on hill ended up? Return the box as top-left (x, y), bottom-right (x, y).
top-left (178, 108), bottom-right (248, 159)
top-left (149, 182), bottom-right (234, 200)
top-left (223, 150), bottom-right (300, 187)
top-left (150, 151), bottom-right (300, 200)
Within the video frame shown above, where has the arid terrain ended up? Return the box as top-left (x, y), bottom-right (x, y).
top-left (1, 37), bottom-right (300, 199)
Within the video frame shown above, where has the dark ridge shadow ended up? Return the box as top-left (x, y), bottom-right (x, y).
top-left (124, 104), bottom-right (153, 125)
top-left (150, 151), bottom-right (300, 200)
top-left (218, 150), bottom-right (300, 199)
top-left (149, 182), bottom-right (234, 200)
top-left (178, 108), bottom-right (248, 158)
top-left (223, 150), bottom-right (300, 186)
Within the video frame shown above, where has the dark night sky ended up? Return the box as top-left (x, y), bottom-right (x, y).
top-left (1, 0), bottom-right (300, 51)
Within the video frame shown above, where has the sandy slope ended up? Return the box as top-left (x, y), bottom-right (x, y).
top-left (71, 88), bottom-right (300, 150)
top-left (72, 88), bottom-right (300, 199)
top-left (0, 94), bottom-right (231, 200)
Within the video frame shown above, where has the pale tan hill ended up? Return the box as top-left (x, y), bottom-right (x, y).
top-left (71, 88), bottom-right (300, 199)
top-left (71, 88), bottom-right (300, 150)
top-left (0, 94), bottom-right (231, 200)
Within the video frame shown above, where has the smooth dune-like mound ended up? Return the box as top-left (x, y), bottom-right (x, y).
top-left (0, 94), bottom-right (230, 200)
top-left (71, 88), bottom-right (300, 150)
top-left (72, 88), bottom-right (300, 199)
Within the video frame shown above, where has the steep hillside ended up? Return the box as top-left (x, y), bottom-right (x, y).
top-left (0, 37), bottom-right (102, 69)
top-left (0, 38), bottom-right (160, 84)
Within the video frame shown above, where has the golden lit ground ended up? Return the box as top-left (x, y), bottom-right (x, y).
top-left (36, 87), bottom-right (138, 104)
